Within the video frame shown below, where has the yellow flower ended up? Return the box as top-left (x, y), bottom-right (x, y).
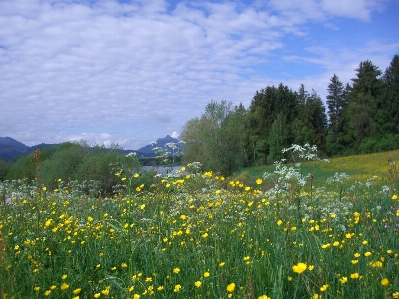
top-left (34, 286), bottom-right (40, 292)
top-left (219, 262), bottom-right (226, 267)
top-left (392, 194), bottom-right (398, 200)
top-left (333, 241), bottom-right (340, 246)
top-left (194, 281), bottom-right (202, 288)
top-left (101, 287), bottom-right (110, 295)
top-left (60, 283), bottom-right (69, 290)
top-left (157, 286), bottom-right (164, 291)
top-left (121, 263), bottom-right (127, 268)
top-left (42, 186), bottom-right (47, 191)
top-left (364, 251), bottom-right (372, 257)
top-left (44, 290), bottom-right (51, 296)
top-left (392, 292), bottom-right (399, 298)
top-left (73, 288), bottom-right (82, 295)
top-left (133, 173), bottom-right (140, 178)
top-left (350, 273), bottom-right (359, 279)
top-left (321, 243), bottom-right (330, 249)
top-left (258, 296), bottom-right (270, 299)
top-left (62, 274), bottom-right (68, 280)
top-left (292, 262), bottom-right (307, 274)
top-left (381, 278), bottom-right (389, 287)
top-left (277, 220), bottom-right (283, 226)
top-left (308, 265), bottom-right (314, 271)
top-left (203, 271), bottom-right (210, 278)
top-left (320, 284), bottom-right (329, 292)
top-left (94, 293), bottom-right (101, 298)
top-left (140, 204), bottom-right (146, 210)
top-left (256, 178), bottom-right (262, 185)
top-left (226, 283), bottom-right (236, 293)
top-left (173, 284), bottom-right (182, 292)
top-left (173, 268), bottom-right (180, 274)
top-left (340, 277), bottom-right (348, 284)
top-left (215, 190), bottom-right (221, 194)
top-left (133, 295), bottom-right (140, 299)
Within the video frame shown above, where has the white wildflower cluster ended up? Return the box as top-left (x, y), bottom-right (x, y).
top-left (326, 172), bottom-right (350, 185)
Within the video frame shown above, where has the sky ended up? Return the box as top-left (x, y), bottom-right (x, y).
top-left (1, 0), bottom-right (398, 150)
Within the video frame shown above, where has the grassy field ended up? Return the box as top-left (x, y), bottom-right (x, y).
top-left (0, 149), bottom-right (398, 299)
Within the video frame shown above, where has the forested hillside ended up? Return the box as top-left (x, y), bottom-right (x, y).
top-left (180, 55), bottom-right (399, 175)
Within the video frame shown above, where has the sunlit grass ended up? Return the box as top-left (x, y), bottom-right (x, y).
top-left (1, 151), bottom-right (399, 299)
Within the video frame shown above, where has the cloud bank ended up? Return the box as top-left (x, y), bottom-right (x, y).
top-left (0, 0), bottom-right (397, 149)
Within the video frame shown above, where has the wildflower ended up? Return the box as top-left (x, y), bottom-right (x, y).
top-left (94, 293), bottom-right (101, 298)
top-left (34, 287), bottom-right (40, 292)
top-left (173, 284), bottom-right (182, 292)
top-left (320, 284), bottom-right (329, 292)
top-left (203, 271), bottom-right (210, 278)
top-left (333, 241), bottom-right (340, 246)
top-left (202, 233), bottom-right (208, 238)
top-left (121, 263), bottom-right (127, 268)
top-left (345, 233), bottom-right (352, 239)
top-left (381, 278), bottom-right (389, 287)
top-left (44, 290), bottom-right (51, 296)
top-left (392, 194), bottom-right (398, 200)
top-left (340, 277), bottom-right (348, 284)
top-left (393, 292), bottom-right (399, 298)
top-left (194, 281), bottom-right (202, 288)
top-left (101, 287), bottom-right (110, 295)
top-left (62, 274), bottom-right (68, 280)
top-left (321, 243), bottom-right (330, 249)
top-left (292, 262), bottom-right (307, 274)
top-left (133, 173), bottom-right (140, 178)
top-left (157, 286), bottom-right (164, 291)
top-left (140, 204), bottom-right (146, 210)
top-left (256, 178), bottom-right (262, 185)
top-left (219, 262), bottom-right (226, 267)
top-left (308, 265), bottom-right (314, 271)
top-left (351, 260), bottom-right (358, 264)
top-left (145, 277), bottom-right (152, 282)
top-left (364, 251), bottom-right (372, 257)
top-left (60, 283), bottom-right (69, 290)
top-left (215, 190), bottom-right (221, 194)
top-left (133, 295), bottom-right (140, 299)
top-left (277, 220), bottom-right (283, 226)
top-left (173, 268), bottom-right (180, 274)
top-left (350, 273), bottom-right (359, 279)
top-left (73, 288), bottom-right (82, 295)
top-left (258, 296), bottom-right (270, 299)
top-left (226, 283), bottom-right (236, 293)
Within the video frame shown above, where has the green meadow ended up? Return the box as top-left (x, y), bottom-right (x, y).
top-left (1, 148), bottom-right (398, 299)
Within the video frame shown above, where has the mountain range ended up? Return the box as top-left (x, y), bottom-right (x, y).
top-left (0, 135), bottom-right (181, 161)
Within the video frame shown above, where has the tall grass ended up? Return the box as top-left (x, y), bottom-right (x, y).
top-left (0, 148), bottom-right (398, 299)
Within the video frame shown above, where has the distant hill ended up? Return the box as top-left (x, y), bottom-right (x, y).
top-left (0, 137), bottom-right (58, 161)
top-left (133, 135), bottom-right (181, 157)
top-left (0, 135), bottom-right (182, 161)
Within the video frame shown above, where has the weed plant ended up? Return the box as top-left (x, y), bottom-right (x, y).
top-left (0, 146), bottom-right (398, 299)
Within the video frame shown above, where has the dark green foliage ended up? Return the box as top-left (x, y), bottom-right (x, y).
top-left (0, 159), bottom-right (11, 181)
top-left (6, 155), bottom-right (37, 181)
top-left (181, 100), bottom-right (247, 176)
top-left (382, 55), bottom-right (399, 133)
top-left (37, 142), bottom-right (129, 194)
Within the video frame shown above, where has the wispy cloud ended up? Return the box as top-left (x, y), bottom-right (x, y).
top-left (0, 0), bottom-right (397, 149)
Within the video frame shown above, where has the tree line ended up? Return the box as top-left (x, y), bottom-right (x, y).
top-left (180, 55), bottom-right (399, 175)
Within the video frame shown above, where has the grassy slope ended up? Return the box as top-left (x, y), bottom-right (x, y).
top-left (241, 149), bottom-right (399, 187)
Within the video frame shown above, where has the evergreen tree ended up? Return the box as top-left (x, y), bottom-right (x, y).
top-left (326, 74), bottom-right (346, 134)
top-left (382, 55), bottom-right (399, 133)
top-left (345, 60), bottom-right (383, 152)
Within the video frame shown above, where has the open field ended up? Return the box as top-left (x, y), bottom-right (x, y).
top-left (1, 150), bottom-right (399, 299)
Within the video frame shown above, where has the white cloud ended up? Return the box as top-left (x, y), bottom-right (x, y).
top-left (0, 0), bottom-right (396, 149)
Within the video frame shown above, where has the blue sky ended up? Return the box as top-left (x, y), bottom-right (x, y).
top-left (0, 0), bottom-right (398, 150)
